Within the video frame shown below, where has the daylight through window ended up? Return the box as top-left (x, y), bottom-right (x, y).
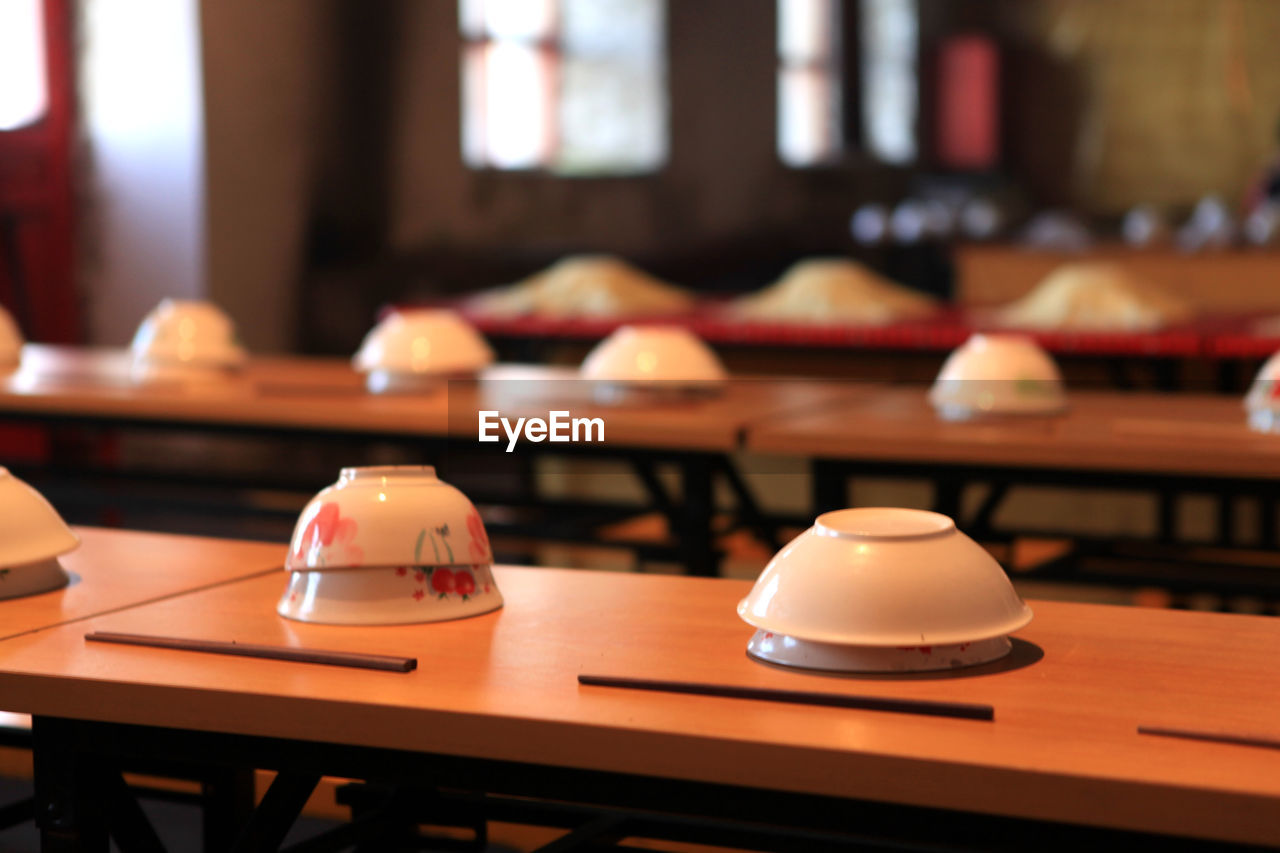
top-left (460, 0), bottom-right (667, 176)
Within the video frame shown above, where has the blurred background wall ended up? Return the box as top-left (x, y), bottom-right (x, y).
top-left (48, 0), bottom-right (1280, 352)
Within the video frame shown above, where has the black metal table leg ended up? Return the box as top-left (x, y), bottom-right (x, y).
top-left (203, 767), bottom-right (257, 852)
top-left (677, 455), bottom-right (718, 577)
top-left (715, 456), bottom-right (781, 551)
top-left (933, 478), bottom-right (963, 521)
top-left (810, 459), bottom-right (846, 516)
top-left (1217, 494), bottom-right (1237, 547)
top-left (32, 717), bottom-right (109, 853)
top-left (229, 771), bottom-right (320, 853)
top-left (97, 765), bottom-right (166, 853)
top-left (1158, 492), bottom-right (1178, 544)
top-left (1262, 496), bottom-right (1277, 550)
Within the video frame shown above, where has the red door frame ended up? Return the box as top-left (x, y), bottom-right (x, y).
top-left (0, 0), bottom-right (80, 344)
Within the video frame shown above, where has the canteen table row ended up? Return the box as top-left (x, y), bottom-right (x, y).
top-left (2, 527), bottom-right (1280, 850)
top-left (3, 346), bottom-right (1280, 590)
top-left (0, 346), bottom-right (867, 576)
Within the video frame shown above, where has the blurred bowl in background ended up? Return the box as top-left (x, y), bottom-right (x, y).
top-left (1245, 350), bottom-right (1280, 433)
top-left (280, 465), bottom-right (501, 625)
top-left (0, 467), bottom-right (78, 599)
top-left (580, 325), bottom-right (726, 403)
top-left (352, 309), bottom-right (494, 394)
top-left (929, 334), bottom-right (1066, 420)
top-left (738, 507), bottom-right (1031, 672)
top-left (130, 299), bottom-right (247, 385)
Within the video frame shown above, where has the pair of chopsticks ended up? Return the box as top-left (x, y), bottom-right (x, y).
top-left (578, 674), bottom-right (994, 721)
top-left (580, 678), bottom-right (1280, 747)
top-left (76, 637), bottom-right (1280, 744)
top-left (1137, 725), bottom-right (1280, 752)
top-left (85, 631), bottom-right (416, 673)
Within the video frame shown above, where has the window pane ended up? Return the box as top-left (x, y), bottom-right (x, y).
top-left (561, 0), bottom-right (663, 58)
top-left (778, 68), bottom-right (838, 166)
top-left (0, 0), bottom-right (48, 131)
top-left (474, 42), bottom-right (554, 169)
top-left (460, 0), bottom-right (667, 174)
top-left (557, 0), bottom-right (665, 174)
top-left (777, 0), bottom-right (841, 166)
top-left (472, 0), bottom-right (556, 41)
top-left (861, 0), bottom-right (917, 164)
top-left (559, 55), bottom-right (665, 174)
top-left (778, 0), bottom-right (835, 64)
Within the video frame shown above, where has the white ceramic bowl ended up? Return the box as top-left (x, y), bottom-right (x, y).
top-left (0, 305), bottom-right (22, 371)
top-left (1245, 350), bottom-right (1280, 433)
top-left (929, 334), bottom-right (1066, 420)
top-left (738, 508), bottom-right (1032, 648)
top-left (746, 630), bottom-right (1011, 673)
top-left (580, 325), bottom-right (726, 401)
top-left (0, 467), bottom-right (79, 569)
top-left (286, 466), bottom-right (494, 572)
top-left (277, 563), bottom-right (502, 625)
top-left (0, 468), bottom-right (78, 599)
top-left (281, 466), bottom-right (501, 624)
top-left (0, 558), bottom-right (71, 600)
top-left (130, 299), bottom-right (247, 384)
top-left (352, 309), bottom-right (494, 394)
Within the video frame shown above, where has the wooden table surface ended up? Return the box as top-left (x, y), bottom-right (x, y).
top-left (1, 557), bottom-right (1279, 845)
top-left (747, 386), bottom-right (1280, 479)
top-left (0, 345), bottom-right (450, 436)
top-left (0, 346), bottom-right (865, 452)
top-left (0, 527), bottom-right (284, 641)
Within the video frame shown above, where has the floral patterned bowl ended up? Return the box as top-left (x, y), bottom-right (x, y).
top-left (279, 466), bottom-right (501, 624)
top-left (277, 563), bottom-right (501, 625)
top-left (1245, 350), bottom-right (1280, 433)
top-left (929, 333), bottom-right (1066, 420)
top-left (286, 466), bottom-right (492, 572)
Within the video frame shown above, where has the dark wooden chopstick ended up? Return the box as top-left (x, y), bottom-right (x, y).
top-left (578, 674), bottom-right (993, 721)
top-left (1137, 725), bottom-right (1280, 751)
top-left (85, 631), bottom-right (416, 673)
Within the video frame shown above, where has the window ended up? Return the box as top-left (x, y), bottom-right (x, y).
top-left (0, 0), bottom-right (48, 130)
top-left (776, 0), bottom-right (843, 167)
top-left (460, 0), bottom-right (666, 175)
top-left (860, 0), bottom-right (917, 165)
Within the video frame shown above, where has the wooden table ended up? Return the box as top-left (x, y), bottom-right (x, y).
top-left (2, 347), bottom-right (857, 451)
top-left (1, 544), bottom-right (1279, 849)
top-left (0, 527), bottom-right (284, 847)
top-left (0, 346), bottom-right (866, 576)
top-left (747, 387), bottom-right (1280, 591)
top-left (0, 526), bottom-right (283, 641)
top-left (748, 388), bottom-right (1280, 477)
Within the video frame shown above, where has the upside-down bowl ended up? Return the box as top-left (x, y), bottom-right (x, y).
top-left (1245, 350), bottom-right (1280, 433)
top-left (738, 507), bottom-right (1031, 672)
top-left (130, 299), bottom-right (247, 385)
top-left (0, 467), bottom-right (78, 599)
top-left (279, 465), bottom-right (502, 624)
top-left (929, 333), bottom-right (1066, 420)
top-left (580, 325), bottom-right (727, 403)
top-left (352, 309), bottom-right (494, 394)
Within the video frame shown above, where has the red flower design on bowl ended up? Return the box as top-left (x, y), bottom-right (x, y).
top-left (467, 509), bottom-right (490, 561)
